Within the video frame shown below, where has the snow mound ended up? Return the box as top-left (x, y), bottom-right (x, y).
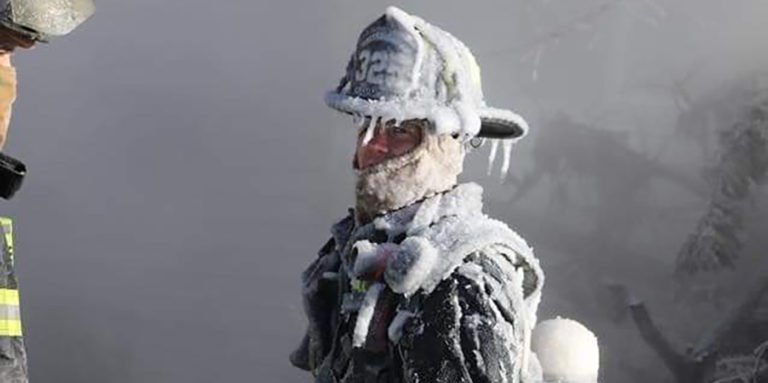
top-left (532, 318), bottom-right (600, 383)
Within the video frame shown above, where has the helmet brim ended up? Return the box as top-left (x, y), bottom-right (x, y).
top-left (326, 91), bottom-right (529, 140)
top-left (477, 106), bottom-right (528, 139)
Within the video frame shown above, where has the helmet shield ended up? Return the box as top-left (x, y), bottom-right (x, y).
top-left (346, 15), bottom-right (420, 102)
top-left (2, 0), bottom-right (94, 40)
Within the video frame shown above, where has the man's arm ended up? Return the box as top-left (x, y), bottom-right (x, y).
top-left (290, 238), bottom-right (342, 372)
top-left (397, 248), bottom-right (541, 383)
top-left (397, 274), bottom-right (518, 383)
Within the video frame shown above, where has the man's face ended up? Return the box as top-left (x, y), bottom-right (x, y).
top-left (355, 118), bottom-right (425, 169)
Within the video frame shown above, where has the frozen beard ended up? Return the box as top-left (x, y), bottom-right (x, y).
top-left (355, 132), bottom-right (465, 224)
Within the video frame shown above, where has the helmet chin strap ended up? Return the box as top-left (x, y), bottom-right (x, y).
top-left (354, 133), bottom-right (464, 224)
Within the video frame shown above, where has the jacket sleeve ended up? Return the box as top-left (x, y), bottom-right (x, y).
top-left (290, 238), bottom-right (342, 372)
top-left (0, 64), bottom-right (16, 149)
top-left (397, 248), bottom-right (540, 383)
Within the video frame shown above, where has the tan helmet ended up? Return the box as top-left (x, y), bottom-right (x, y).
top-left (0, 0), bottom-right (95, 42)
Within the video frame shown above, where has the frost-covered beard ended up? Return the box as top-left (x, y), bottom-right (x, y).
top-left (355, 133), bottom-right (465, 224)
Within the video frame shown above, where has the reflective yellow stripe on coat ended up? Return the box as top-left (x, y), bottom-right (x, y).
top-left (0, 217), bottom-right (22, 336)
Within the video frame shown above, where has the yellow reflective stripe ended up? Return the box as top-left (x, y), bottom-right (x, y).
top-left (350, 279), bottom-right (368, 293)
top-left (0, 289), bottom-right (19, 306)
top-left (0, 319), bottom-right (22, 336)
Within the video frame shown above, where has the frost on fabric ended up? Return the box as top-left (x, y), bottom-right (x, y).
top-left (351, 240), bottom-right (398, 278)
top-left (385, 236), bottom-right (438, 297)
top-left (353, 283), bottom-right (385, 348)
top-left (343, 183), bottom-right (545, 381)
top-left (370, 183), bottom-right (541, 299)
top-left (463, 248), bottom-right (533, 383)
top-left (463, 313), bottom-right (490, 373)
top-left (387, 310), bottom-right (416, 343)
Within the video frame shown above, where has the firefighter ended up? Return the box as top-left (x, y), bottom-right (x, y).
top-left (292, 7), bottom-right (546, 382)
top-left (0, 1), bottom-right (94, 381)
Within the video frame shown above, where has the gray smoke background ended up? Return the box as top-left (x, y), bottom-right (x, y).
top-left (3, 0), bottom-right (768, 382)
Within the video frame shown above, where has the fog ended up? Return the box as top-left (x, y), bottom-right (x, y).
top-left (3, 1), bottom-right (767, 382)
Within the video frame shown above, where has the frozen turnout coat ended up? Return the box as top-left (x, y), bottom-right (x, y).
top-left (291, 183), bottom-right (544, 383)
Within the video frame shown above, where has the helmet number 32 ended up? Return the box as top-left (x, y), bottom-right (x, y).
top-left (355, 49), bottom-right (395, 86)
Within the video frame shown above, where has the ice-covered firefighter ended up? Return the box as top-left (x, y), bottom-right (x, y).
top-left (0, 1), bottom-right (95, 382)
top-left (290, 7), bottom-right (600, 383)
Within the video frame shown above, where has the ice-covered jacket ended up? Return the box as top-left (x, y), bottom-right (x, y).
top-left (291, 183), bottom-right (544, 383)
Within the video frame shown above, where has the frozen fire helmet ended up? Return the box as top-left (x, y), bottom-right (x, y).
top-left (0, 0), bottom-right (95, 42)
top-left (326, 6), bottom-right (529, 141)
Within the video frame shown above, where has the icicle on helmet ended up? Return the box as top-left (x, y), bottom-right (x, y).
top-left (326, 6), bottom-right (529, 175)
top-left (0, 0), bottom-right (95, 42)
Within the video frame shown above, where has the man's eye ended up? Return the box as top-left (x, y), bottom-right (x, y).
top-left (391, 126), bottom-right (409, 135)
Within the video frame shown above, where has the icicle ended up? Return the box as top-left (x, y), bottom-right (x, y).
top-left (362, 116), bottom-right (377, 145)
top-left (500, 139), bottom-right (513, 179)
top-left (352, 113), bottom-right (364, 127)
top-left (352, 283), bottom-right (385, 348)
top-left (532, 47), bottom-right (544, 82)
top-left (487, 139), bottom-right (500, 176)
top-left (387, 310), bottom-right (416, 343)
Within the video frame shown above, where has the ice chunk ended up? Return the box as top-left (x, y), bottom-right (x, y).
top-left (385, 236), bottom-right (438, 297)
top-left (352, 283), bottom-right (385, 348)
